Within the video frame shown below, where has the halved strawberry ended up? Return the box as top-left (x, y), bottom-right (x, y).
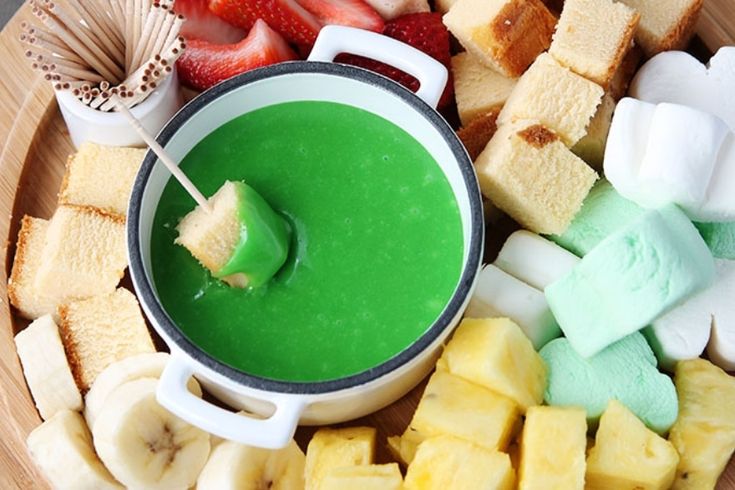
top-left (209, 0), bottom-right (322, 46)
top-left (173, 0), bottom-right (246, 44)
top-left (296, 0), bottom-right (384, 32)
top-left (335, 13), bottom-right (453, 109)
top-left (176, 19), bottom-right (298, 91)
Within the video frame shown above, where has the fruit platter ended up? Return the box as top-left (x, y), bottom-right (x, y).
top-left (1, 0), bottom-right (735, 488)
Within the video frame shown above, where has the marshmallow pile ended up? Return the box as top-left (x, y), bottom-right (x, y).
top-left (466, 47), bottom-right (735, 434)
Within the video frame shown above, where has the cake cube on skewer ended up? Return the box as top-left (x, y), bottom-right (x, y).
top-left (549, 0), bottom-right (639, 88)
top-left (175, 180), bottom-right (291, 289)
top-left (59, 142), bottom-right (146, 217)
top-left (443, 0), bottom-right (557, 78)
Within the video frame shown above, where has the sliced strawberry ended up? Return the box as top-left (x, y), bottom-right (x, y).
top-left (209, 0), bottom-right (322, 46)
top-left (173, 0), bottom-right (246, 44)
top-left (176, 19), bottom-right (298, 91)
top-left (296, 0), bottom-right (384, 32)
top-left (335, 13), bottom-right (453, 109)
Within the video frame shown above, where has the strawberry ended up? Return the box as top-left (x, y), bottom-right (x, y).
top-left (296, 0), bottom-right (384, 32)
top-left (173, 0), bottom-right (246, 44)
top-left (335, 13), bottom-right (454, 109)
top-left (208, 0), bottom-right (322, 46)
top-left (176, 19), bottom-right (298, 91)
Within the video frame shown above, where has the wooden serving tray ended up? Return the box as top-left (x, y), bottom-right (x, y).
top-left (1, 3), bottom-right (734, 488)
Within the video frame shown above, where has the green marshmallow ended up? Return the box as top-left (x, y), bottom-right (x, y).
top-left (545, 205), bottom-right (715, 358)
top-left (694, 221), bottom-right (735, 259)
top-left (540, 333), bottom-right (678, 434)
top-left (550, 180), bottom-right (645, 257)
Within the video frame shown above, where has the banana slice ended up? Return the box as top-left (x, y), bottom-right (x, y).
top-left (197, 438), bottom-right (305, 489)
top-left (14, 315), bottom-right (82, 420)
top-left (92, 377), bottom-right (210, 490)
top-left (27, 409), bottom-right (122, 490)
top-left (84, 352), bottom-right (202, 430)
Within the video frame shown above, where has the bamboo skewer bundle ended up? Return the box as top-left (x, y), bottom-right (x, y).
top-left (21, 0), bottom-right (185, 111)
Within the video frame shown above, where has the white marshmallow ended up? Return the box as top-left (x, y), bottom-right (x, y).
top-left (647, 259), bottom-right (735, 371)
top-left (603, 98), bottom-right (658, 206)
top-left (699, 134), bottom-right (735, 222)
top-left (639, 103), bottom-right (727, 207)
top-left (466, 264), bottom-right (560, 349)
top-left (605, 97), bottom-right (735, 221)
top-left (495, 230), bottom-right (580, 289)
top-left (706, 259), bottom-right (735, 371)
top-left (631, 47), bottom-right (735, 132)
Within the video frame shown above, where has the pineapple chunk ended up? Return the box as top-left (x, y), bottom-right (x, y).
top-left (320, 463), bottom-right (402, 490)
top-left (387, 428), bottom-right (423, 466)
top-left (669, 359), bottom-right (735, 489)
top-left (397, 370), bottom-right (519, 464)
top-left (437, 318), bottom-right (547, 411)
top-left (304, 427), bottom-right (375, 490)
top-left (518, 406), bottom-right (587, 489)
top-left (586, 400), bottom-right (679, 490)
top-left (404, 435), bottom-right (515, 490)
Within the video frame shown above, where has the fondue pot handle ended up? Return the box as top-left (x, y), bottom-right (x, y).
top-left (157, 353), bottom-right (307, 449)
top-left (308, 25), bottom-right (449, 109)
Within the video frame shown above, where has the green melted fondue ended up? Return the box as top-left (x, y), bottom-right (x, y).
top-left (151, 101), bottom-right (463, 382)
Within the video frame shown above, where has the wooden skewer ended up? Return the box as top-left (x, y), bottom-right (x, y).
top-left (130, 6), bottom-right (158, 70)
top-left (113, 95), bottom-right (211, 212)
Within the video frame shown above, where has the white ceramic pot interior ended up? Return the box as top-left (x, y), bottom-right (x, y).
top-left (138, 70), bottom-right (475, 310)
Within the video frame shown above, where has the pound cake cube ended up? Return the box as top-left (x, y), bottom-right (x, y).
top-left (498, 53), bottom-right (604, 146)
top-left (7, 216), bottom-right (56, 319)
top-left (618, 0), bottom-right (704, 56)
top-left (586, 400), bottom-right (679, 490)
top-left (401, 370), bottom-right (519, 461)
top-left (437, 318), bottom-right (546, 412)
top-left (58, 142), bottom-right (145, 217)
top-left (34, 205), bottom-right (127, 303)
top-left (305, 427), bottom-right (375, 490)
top-left (452, 52), bottom-right (517, 126)
top-left (518, 406), bottom-right (587, 490)
top-left (321, 464), bottom-right (403, 490)
top-left (456, 110), bottom-right (500, 161)
top-left (549, 0), bottom-right (639, 88)
top-left (571, 94), bottom-right (616, 169)
top-left (404, 435), bottom-right (515, 490)
top-left (443, 0), bottom-right (557, 78)
top-left (475, 122), bottom-right (598, 235)
top-left (58, 288), bottom-right (155, 391)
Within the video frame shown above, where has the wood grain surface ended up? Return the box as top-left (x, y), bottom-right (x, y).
top-left (1, 2), bottom-right (735, 489)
